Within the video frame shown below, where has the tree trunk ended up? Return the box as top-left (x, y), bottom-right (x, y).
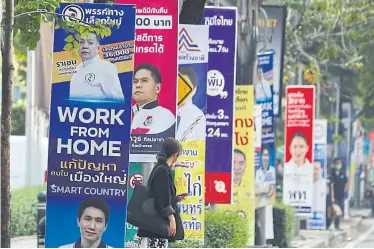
top-left (1, 0), bottom-right (15, 247)
top-left (179, 0), bottom-right (207, 24)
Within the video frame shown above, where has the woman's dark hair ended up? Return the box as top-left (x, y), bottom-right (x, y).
top-left (156, 137), bottom-right (182, 162)
top-left (290, 132), bottom-right (308, 145)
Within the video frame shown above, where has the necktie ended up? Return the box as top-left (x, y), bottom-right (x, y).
top-left (177, 115), bottom-right (181, 130)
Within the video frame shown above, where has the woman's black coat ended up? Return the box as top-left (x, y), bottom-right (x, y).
top-left (137, 162), bottom-right (178, 241)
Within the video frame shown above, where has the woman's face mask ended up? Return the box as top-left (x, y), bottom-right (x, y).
top-left (335, 163), bottom-right (342, 171)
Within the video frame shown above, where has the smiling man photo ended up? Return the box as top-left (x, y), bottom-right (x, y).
top-left (59, 197), bottom-right (112, 248)
top-left (131, 63), bottom-right (175, 135)
top-left (69, 32), bottom-right (125, 101)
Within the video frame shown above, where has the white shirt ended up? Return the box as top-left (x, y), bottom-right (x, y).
top-left (256, 80), bottom-right (272, 101)
top-left (70, 55), bottom-right (124, 101)
top-left (255, 166), bottom-right (276, 186)
top-left (313, 177), bottom-right (326, 213)
top-left (59, 242), bottom-right (112, 248)
top-left (131, 101), bottom-right (175, 135)
top-left (283, 159), bottom-right (314, 208)
top-left (176, 100), bottom-right (206, 141)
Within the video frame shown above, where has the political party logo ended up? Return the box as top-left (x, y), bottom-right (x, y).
top-left (143, 116), bottom-right (154, 126)
top-left (62, 4), bottom-right (85, 22)
top-left (84, 73), bottom-right (95, 82)
top-left (178, 27), bottom-right (201, 52)
top-left (214, 180), bottom-right (227, 193)
top-left (207, 70), bottom-right (227, 98)
top-left (129, 173), bottom-right (143, 189)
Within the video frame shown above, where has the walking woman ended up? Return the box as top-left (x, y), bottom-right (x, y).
top-left (137, 137), bottom-right (186, 248)
top-left (331, 158), bottom-right (349, 231)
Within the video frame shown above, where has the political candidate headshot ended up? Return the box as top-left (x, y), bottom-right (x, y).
top-left (69, 32), bottom-right (125, 101)
top-left (59, 197), bottom-right (112, 248)
top-left (233, 149), bottom-right (246, 186)
top-left (131, 63), bottom-right (175, 135)
top-left (176, 67), bottom-right (206, 141)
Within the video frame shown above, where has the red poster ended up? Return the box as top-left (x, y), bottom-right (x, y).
top-left (283, 86), bottom-right (315, 215)
top-left (115, 0), bottom-right (179, 162)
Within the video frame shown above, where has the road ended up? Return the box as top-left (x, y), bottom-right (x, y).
top-left (344, 217), bottom-right (374, 248)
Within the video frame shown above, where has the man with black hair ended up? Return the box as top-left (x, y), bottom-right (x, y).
top-left (131, 63), bottom-right (175, 135)
top-left (176, 67), bottom-right (206, 141)
top-left (59, 197), bottom-right (112, 248)
top-left (255, 146), bottom-right (276, 205)
top-left (69, 32), bottom-right (124, 101)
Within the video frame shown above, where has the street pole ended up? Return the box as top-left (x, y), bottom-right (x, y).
top-left (333, 81), bottom-right (340, 159)
top-left (316, 82), bottom-right (320, 118)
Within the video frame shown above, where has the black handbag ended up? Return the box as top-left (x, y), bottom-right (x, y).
top-left (126, 166), bottom-right (184, 240)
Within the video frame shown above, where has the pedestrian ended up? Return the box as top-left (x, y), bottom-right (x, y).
top-left (137, 137), bottom-right (187, 248)
top-left (330, 158), bottom-right (349, 231)
top-left (325, 169), bottom-right (332, 229)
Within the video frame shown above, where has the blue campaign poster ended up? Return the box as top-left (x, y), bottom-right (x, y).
top-left (45, 3), bottom-right (136, 248)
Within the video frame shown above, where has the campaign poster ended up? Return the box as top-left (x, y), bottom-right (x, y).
top-left (115, 0), bottom-right (179, 162)
top-left (283, 85), bottom-right (315, 216)
top-left (173, 24), bottom-right (208, 242)
top-left (257, 5), bottom-right (286, 117)
top-left (45, 3), bottom-right (135, 248)
top-left (307, 119), bottom-right (327, 230)
top-left (254, 104), bottom-right (262, 208)
top-left (203, 7), bottom-right (237, 204)
top-left (125, 163), bottom-right (143, 248)
top-left (255, 52), bottom-right (276, 208)
top-left (217, 85), bottom-right (255, 246)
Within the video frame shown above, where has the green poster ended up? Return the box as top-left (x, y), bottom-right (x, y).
top-left (125, 162), bottom-right (143, 248)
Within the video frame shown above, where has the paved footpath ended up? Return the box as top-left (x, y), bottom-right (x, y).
top-left (11, 236), bottom-right (38, 248)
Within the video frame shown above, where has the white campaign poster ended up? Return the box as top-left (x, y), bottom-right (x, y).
top-left (307, 119), bottom-right (327, 229)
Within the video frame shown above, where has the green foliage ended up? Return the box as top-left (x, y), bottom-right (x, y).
top-left (272, 200), bottom-right (295, 248)
top-left (11, 185), bottom-right (47, 238)
top-left (11, 99), bottom-right (26, 135)
top-left (204, 210), bottom-right (249, 248)
top-left (13, 0), bottom-right (117, 51)
top-left (170, 240), bottom-right (202, 248)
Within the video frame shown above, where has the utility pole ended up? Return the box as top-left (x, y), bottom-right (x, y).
top-left (333, 81), bottom-right (341, 159)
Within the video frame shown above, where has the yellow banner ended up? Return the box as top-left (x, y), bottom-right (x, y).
top-left (217, 85), bottom-right (255, 246)
top-left (174, 140), bottom-right (205, 241)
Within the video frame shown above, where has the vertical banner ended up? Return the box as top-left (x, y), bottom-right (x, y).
top-left (203, 7), bottom-right (237, 204)
top-left (217, 85), bottom-right (255, 246)
top-left (255, 52), bottom-right (276, 208)
top-left (254, 104), bottom-right (262, 179)
top-left (283, 85), bottom-right (315, 216)
top-left (174, 24), bottom-right (209, 242)
top-left (307, 120), bottom-right (327, 229)
top-left (257, 5), bottom-right (286, 117)
top-left (45, 3), bottom-right (135, 248)
top-left (125, 163), bottom-right (143, 247)
top-left (115, 0), bottom-right (179, 162)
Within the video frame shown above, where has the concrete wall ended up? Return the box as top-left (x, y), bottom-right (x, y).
top-left (10, 135), bottom-right (48, 190)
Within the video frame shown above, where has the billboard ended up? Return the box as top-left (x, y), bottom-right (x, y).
top-left (45, 3), bottom-right (135, 247)
top-left (217, 85), bottom-right (255, 246)
top-left (307, 119), bottom-right (327, 230)
top-left (255, 52), bottom-right (276, 207)
top-left (258, 5), bottom-right (286, 117)
top-left (115, 0), bottom-right (179, 162)
top-left (174, 24), bottom-right (209, 242)
top-left (203, 6), bottom-right (237, 204)
top-left (283, 85), bottom-right (315, 216)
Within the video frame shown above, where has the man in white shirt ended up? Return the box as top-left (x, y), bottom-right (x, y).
top-left (176, 67), bottom-right (206, 141)
top-left (255, 68), bottom-right (272, 102)
top-left (255, 147), bottom-right (276, 205)
top-left (69, 32), bottom-right (124, 101)
top-left (313, 160), bottom-right (326, 213)
top-left (59, 198), bottom-right (112, 248)
top-left (131, 63), bottom-right (175, 135)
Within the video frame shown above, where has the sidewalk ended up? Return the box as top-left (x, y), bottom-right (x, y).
top-left (291, 208), bottom-right (371, 248)
top-left (11, 235), bottom-right (38, 248)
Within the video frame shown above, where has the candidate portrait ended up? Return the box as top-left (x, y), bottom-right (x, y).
top-left (69, 32), bottom-right (125, 101)
top-left (59, 197), bottom-right (112, 248)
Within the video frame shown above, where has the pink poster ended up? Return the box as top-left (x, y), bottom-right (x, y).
top-left (116, 0), bottom-right (179, 162)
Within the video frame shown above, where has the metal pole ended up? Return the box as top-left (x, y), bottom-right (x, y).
top-left (333, 82), bottom-right (340, 158)
top-left (316, 82), bottom-right (321, 118)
